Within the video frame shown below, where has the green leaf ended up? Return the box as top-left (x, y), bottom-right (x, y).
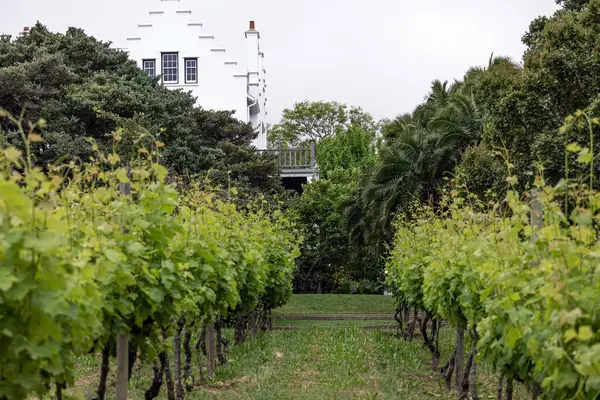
top-left (570, 209), bottom-right (593, 226)
top-left (577, 148), bottom-right (593, 165)
top-left (104, 249), bottom-right (122, 263)
top-left (115, 168), bottom-right (131, 183)
top-left (578, 326), bottom-right (594, 341)
top-left (567, 142), bottom-right (582, 153)
top-left (3, 147), bottom-right (22, 166)
top-left (127, 242), bottom-right (145, 255)
top-left (564, 328), bottom-right (577, 343)
top-left (559, 309), bottom-right (583, 326)
top-left (152, 163), bottom-right (168, 181)
top-left (551, 346), bottom-right (566, 359)
top-left (505, 327), bottom-right (522, 348)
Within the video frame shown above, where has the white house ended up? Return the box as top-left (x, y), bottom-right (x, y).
top-left (121, 0), bottom-right (268, 149)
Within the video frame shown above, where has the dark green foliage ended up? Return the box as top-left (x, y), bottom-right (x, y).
top-left (556, 0), bottom-right (591, 11)
top-left (456, 144), bottom-right (508, 200)
top-left (290, 169), bottom-right (383, 293)
top-left (272, 102), bottom-right (382, 293)
top-left (348, 79), bottom-right (485, 246)
top-left (316, 125), bottom-right (377, 179)
top-left (475, 0), bottom-right (600, 191)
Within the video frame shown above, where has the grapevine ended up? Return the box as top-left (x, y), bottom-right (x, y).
top-left (386, 113), bottom-right (600, 399)
top-left (0, 111), bottom-right (302, 400)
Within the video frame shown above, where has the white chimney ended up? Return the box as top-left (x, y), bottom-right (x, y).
top-left (245, 21), bottom-right (260, 89)
top-left (246, 21), bottom-right (268, 148)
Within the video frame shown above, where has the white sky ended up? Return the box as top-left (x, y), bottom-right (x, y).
top-left (0, 0), bottom-right (559, 123)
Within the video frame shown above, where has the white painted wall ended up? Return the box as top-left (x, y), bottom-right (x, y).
top-left (121, 0), bottom-right (267, 149)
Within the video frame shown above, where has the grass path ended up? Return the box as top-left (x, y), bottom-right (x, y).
top-left (70, 295), bottom-right (527, 399)
top-left (272, 294), bottom-right (396, 315)
top-left (189, 327), bottom-right (525, 399)
top-left (192, 328), bottom-right (404, 399)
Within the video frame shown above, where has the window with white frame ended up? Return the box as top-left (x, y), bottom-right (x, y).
top-left (161, 53), bottom-right (178, 83)
top-left (185, 58), bottom-right (198, 84)
top-left (142, 59), bottom-right (156, 77)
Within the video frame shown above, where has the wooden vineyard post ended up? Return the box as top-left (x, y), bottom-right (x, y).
top-left (530, 189), bottom-right (543, 241)
top-left (116, 334), bottom-right (129, 400)
top-left (116, 178), bottom-right (131, 400)
top-left (530, 188), bottom-right (543, 270)
top-left (455, 322), bottom-right (465, 392)
top-left (206, 323), bottom-right (216, 379)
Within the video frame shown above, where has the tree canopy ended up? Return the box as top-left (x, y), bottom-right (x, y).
top-left (268, 101), bottom-right (375, 148)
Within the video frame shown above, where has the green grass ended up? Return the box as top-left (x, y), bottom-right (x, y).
top-left (184, 327), bottom-right (527, 399)
top-left (68, 295), bottom-right (528, 399)
top-left (273, 319), bottom-right (394, 328)
top-left (272, 294), bottom-right (395, 315)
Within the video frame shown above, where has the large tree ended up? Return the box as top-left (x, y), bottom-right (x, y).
top-left (346, 79), bottom-right (485, 246)
top-left (467, 0), bottom-right (600, 194)
top-left (268, 100), bottom-right (375, 147)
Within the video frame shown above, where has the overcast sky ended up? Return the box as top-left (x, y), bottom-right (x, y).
top-left (1, 0), bottom-right (559, 123)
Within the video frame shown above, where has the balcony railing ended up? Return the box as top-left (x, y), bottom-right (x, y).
top-left (257, 142), bottom-right (316, 171)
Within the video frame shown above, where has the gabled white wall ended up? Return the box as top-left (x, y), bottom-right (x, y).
top-left (121, 0), bottom-right (267, 149)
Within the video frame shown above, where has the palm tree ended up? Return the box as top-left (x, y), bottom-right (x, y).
top-left (381, 113), bottom-right (417, 141)
top-left (343, 80), bottom-right (484, 246)
top-left (429, 93), bottom-right (484, 150)
top-left (353, 127), bottom-right (456, 244)
top-left (413, 80), bottom-right (462, 124)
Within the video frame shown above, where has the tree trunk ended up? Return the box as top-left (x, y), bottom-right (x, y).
top-left (431, 319), bottom-right (441, 370)
top-left (505, 378), bottom-right (513, 400)
top-left (174, 316), bottom-right (185, 400)
top-left (455, 322), bottom-right (465, 392)
top-left (408, 307), bottom-right (418, 341)
top-left (531, 381), bottom-right (542, 399)
top-left (200, 326), bottom-right (207, 356)
top-left (164, 353), bottom-right (175, 400)
top-left (441, 347), bottom-right (457, 392)
top-left (470, 329), bottom-right (480, 400)
top-left (420, 313), bottom-right (433, 353)
top-left (420, 312), bottom-right (440, 371)
top-left (195, 328), bottom-right (205, 383)
top-left (183, 327), bottom-right (194, 392)
top-left (145, 352), bottom-right (167, 400)
top-left (128, 344), bottom-right (138, 380)
top-left (222, 333), bottom-right (229, 359)
top-left (458, 339), bottom-right (476, 399)
top-left (235, 316), bottom-right (246, 344)
top-left (216, 316), bottom-right (227, 365)
top-left (55, 382), bottom-right (64, 400)
top-left (394, 309), bottom-right (403, 338)
top-left (93, 344), bottom-right (111, 400)
top-left (268, 309), bottom-right (273, 331)
top-left (250, 311), bottom-right (258, 336)
top-left (497, 376), bottom-right (503, 400)
top-left (402, 305), bottom-right (410, 327)
top-left (471, 357), bottom-right (480, 400)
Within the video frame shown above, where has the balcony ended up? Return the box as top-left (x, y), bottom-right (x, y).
top-left (257, 142), bottom-right (316, 179)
